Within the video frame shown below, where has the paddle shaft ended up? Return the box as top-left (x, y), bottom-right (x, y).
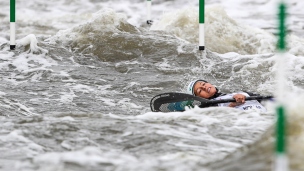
top-left (202, 96), bottom-right (274, 105)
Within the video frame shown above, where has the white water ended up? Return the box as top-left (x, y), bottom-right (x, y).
top-left (0, 0), bottom-right (304, 171)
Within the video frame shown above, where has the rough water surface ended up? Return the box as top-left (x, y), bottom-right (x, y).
top-left (0, 0), bottom-right (304, 171)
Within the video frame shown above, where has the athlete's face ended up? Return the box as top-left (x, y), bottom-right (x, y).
top-left (193, 81), bottom-right (217, 98)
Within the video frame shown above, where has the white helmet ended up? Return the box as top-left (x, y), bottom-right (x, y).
top-left (186, 79), bottom-right (207, 95)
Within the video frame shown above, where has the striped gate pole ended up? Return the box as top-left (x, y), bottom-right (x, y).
top-left (274, 1), bottom-right (289, 171)
top-left (199, 0), bottom-right (205, 51)
top-left (146, 0), bottom-right (153, 25)
top-left (10, 0), bottom-right (16, 50)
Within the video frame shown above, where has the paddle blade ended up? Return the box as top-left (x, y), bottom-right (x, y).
top-left (150, 93), bottom-right (204, 112)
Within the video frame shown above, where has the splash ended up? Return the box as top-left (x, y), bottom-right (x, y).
top-left (151, 5), bottom-right (304, 56)
top-left (18, 34), bottom-right (48, 54)
top-left (47, 9), bottom-right (139, 49)
top-left (46, 9), bottom-right (150, 62)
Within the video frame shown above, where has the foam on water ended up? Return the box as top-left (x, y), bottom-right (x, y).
top-left (18, 34), bottom-right (48, 54)
top-left (47, 9), bottom-right (132, 46)
top-left (152, 5), bottom-right (304, 56)
top-left (0, 0), bottom-right (304, 170)
top-left (29, 146), bottom-right (138, 168)
top-left (0, 130), bottom-right (45, 158)
top-left (136, 106), bottom-right (274, 162)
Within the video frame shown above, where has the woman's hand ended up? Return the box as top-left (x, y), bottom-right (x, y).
top-left (228, 94), bottom-right (246, 107)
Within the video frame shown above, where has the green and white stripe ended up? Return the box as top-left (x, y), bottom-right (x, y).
top-left (274, 106), bottom-right (288, 171)
top-left (199, 0), bottom-right (204, 50)
top-left (146, 0), bottom-right (153, 25)
top-left (10, 0), bottom-right (16, 50)
top-left (274, 1), bottom-right (289, 171)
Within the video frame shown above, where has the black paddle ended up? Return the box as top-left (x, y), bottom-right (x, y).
top-left (150, 92), bottom-right (274, 112)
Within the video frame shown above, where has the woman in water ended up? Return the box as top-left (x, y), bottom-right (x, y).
top-left (186, 80), bottom-right (266, 111)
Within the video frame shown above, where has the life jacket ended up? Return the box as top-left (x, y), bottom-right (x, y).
top-left (211, 92), bottom-right (267, 112)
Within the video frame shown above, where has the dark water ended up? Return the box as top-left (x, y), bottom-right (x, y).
top-left (0, 0), bottom-right (304, 171)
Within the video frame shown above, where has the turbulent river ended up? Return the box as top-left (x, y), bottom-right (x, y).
top-left (0, 0), bottom-right (304, 170)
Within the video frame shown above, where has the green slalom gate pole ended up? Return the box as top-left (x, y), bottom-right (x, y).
top-left (199, 0), bottom-right (204, 51)
top-left (146, 0), bottom-right (153, 25)
top-left (10, 0), bottom-right (16, 50)
top-left (274, 1), bottom-right (289, 171)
